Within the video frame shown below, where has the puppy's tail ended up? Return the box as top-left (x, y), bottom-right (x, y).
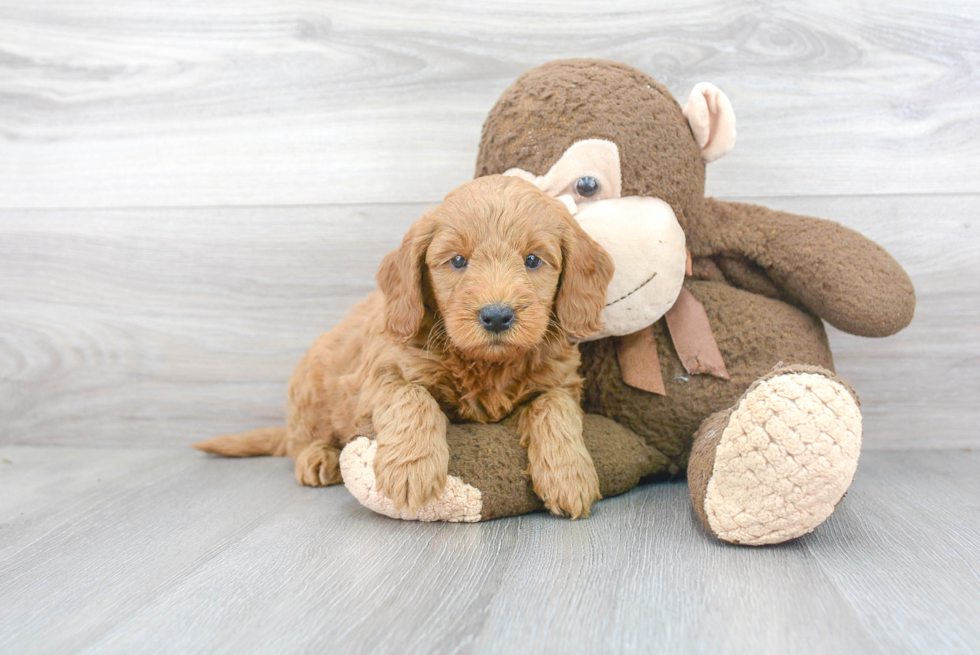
top-left (193, 426), bottom-right (288, 457)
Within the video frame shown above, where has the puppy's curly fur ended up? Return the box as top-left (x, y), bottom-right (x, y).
top-left (195, 175), bottom-right (614, 518)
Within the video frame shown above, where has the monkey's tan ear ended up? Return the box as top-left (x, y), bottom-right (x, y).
top-left (682, 83), bottom-right (737, 163)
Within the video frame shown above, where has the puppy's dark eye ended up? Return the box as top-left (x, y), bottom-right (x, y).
top-left (525, 254), bottom-right (542, 270)
top-left (449, 255), bottom-right (468, 270)
top-left (575, 176), bottom-right (600, 198)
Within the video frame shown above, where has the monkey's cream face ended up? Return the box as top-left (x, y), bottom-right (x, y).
top-left (505, 139), bottom-right (688, 340)
top-left (572, 195), bottom-right (687, 340)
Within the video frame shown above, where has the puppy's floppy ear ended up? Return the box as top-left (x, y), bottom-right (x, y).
top-left (555, 211), bottom-right (615, 339)
top-left (377, 213), bottom-right (435, 342)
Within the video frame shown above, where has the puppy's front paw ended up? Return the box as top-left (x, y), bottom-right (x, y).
top-left (373, 438), bottom-right (449, 511)
top-left (528, 451), bottom-right (602, 520)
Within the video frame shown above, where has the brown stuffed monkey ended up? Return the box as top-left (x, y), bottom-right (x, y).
top-left (341, 59), bottom-right (915, 545)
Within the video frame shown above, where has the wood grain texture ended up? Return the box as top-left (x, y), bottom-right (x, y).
top-left (1, 0), bottom-right (978, 208)
top-left (0, 446), bottom-right (977, 653)
top-left (2, 195), bottom-right (975, 449)
top-left (0, 203), bottom-right (420, 446)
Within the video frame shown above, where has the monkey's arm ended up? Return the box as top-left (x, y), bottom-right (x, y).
top-left (691, 198), bottom-right (915, 337)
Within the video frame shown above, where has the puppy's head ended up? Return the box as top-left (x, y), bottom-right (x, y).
top-left (377, 175), bottom-right (614, 360)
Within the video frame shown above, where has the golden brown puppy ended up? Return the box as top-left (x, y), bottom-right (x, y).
top-left (194, 175), bottom-right (614, 518)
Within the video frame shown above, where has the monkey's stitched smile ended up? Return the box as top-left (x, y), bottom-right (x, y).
top-left (605, 271), bottom-right (658, 307)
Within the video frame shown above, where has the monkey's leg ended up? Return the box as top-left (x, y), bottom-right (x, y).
top-left (340, 415), bottom-right (668, 522)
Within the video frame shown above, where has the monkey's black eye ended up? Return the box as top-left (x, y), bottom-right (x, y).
top-left (575, 176), bottom-right (600, 198)
top-left (525, 254), bottom-right (542, 270)
top-left (449, 255), bottom-right (468, 270)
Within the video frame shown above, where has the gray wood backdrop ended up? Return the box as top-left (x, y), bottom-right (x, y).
top-left (1, 0), bottom-right (978, 449)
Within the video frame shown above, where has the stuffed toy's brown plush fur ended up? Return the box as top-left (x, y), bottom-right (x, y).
top-left (341, 59), bottom-right (915, 545)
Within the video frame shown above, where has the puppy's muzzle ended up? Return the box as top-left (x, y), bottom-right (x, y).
top-left (479, 304), bottom-right (515, 334)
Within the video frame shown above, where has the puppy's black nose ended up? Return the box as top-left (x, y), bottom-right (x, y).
top-left (479, 304), bottom-right (515, 334)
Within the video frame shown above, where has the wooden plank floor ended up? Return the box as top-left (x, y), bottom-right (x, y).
top-left (1, 447), bottom-right (977, 654)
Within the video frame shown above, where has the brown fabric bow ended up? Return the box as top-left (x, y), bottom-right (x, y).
top-left (615, 250), bottom-right (729, 395)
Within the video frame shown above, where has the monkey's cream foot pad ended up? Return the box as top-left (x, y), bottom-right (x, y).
top-left (697, 370), bottom-right (863, 546)
top-left (339, 437), bottom-right (483, 522)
